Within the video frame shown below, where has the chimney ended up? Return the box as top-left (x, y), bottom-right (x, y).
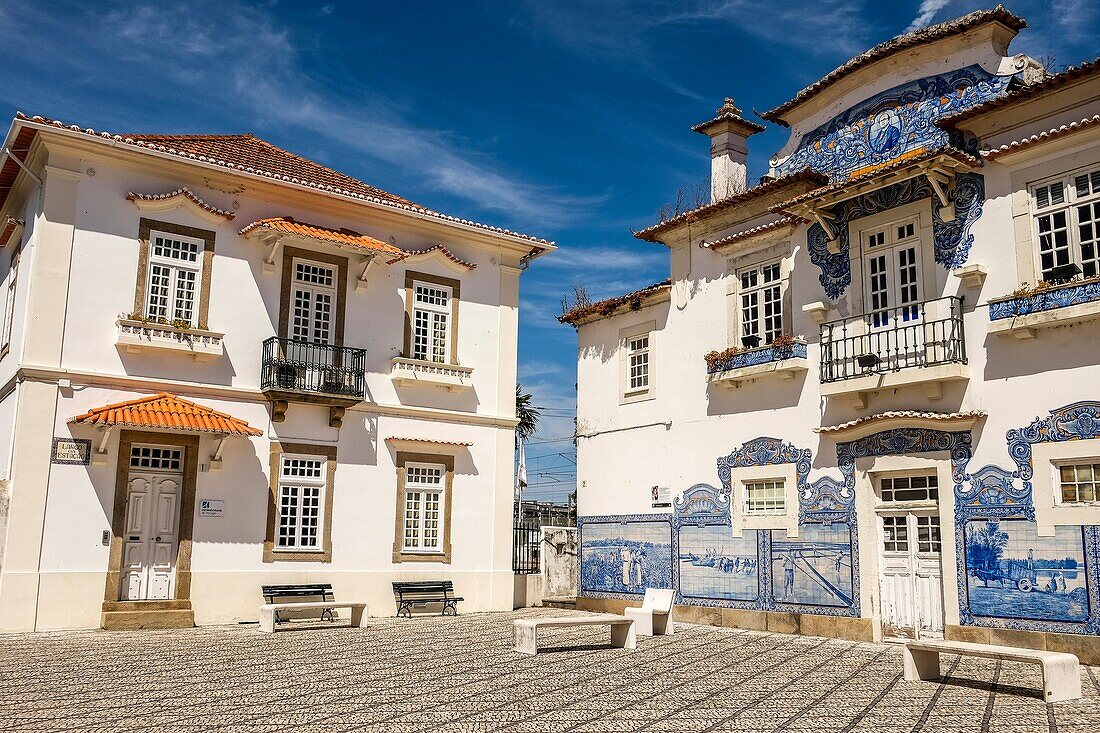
top-left (692, 98), bottom-right (765, 202)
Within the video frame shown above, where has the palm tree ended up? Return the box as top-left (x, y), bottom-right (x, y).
top-left (515, 384), bottom-right (541, 444)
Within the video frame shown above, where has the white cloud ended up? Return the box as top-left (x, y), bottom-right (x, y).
top-left (5, 1), bottom-right (595, 231)
top-left (905, 0), bottom-right (953, 32)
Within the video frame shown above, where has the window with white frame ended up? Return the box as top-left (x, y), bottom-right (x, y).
top-left (627, 334), bottom-right (650, 392)
top-left (1057, 461), bottom-right (1099, 504)
top-left (403, 462), bottom-right (445, 552)
top-left (145, 231), bottom-right (204, 326)
top-left (1032, 167), bottom-right (1100, 280)
top-left (879, 473), bottom-right (939, 503)
top-left (276, 455), bottom-right (326, 550)
top-left (915, 515), bottom-right (941, 553)
top-left (738, 261), bottom-right (783, 344)
top-left (861, 216), bottom-right (922, 327)
top-left (412, 282), bottom-right (452, 363)
top-left (291, 259), bottom-right (336, 345)
top-left (1, 248), bottom-right (20, 353)
top-left (744, 479), bottom-right (785, 515)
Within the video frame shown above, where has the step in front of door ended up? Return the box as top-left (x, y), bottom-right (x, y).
top-left (101, 606), bottom-right (195, 630)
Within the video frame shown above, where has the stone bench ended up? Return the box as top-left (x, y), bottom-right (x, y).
top-left (259, 601), bottom-right (367, 633)
top-left (903, 639), bottom-right (1081, 703)
top-left (513, 615), bottom-right (636, 655)
top-left (624, 588), bottom-right (675, 636)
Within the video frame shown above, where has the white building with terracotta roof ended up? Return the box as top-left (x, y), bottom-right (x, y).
top-left (0, 112), bottom-right (552, 630)
top-left (564, 7), bottom-right (1100, 662)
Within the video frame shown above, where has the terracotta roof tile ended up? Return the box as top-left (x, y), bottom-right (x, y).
top-left (760, 6), bottom-right (1027, 125)
top-left (702, 217), bottom-right (799, 250)
top-left (7, 114), bottom-right (554, 248)
top-left (126, 188), bottom-right (236, 221)
top-left (774, 146), bottom-right (982, 213)
top-left (238, 216), bottom-right (405, 257)
top-left (70, 393), bottom-right (263, 437)
top-left (558, 279), bottom-right (672, 326)
top-left (635, 170), bottom-right (828, 242)
top-left (983, 115), bottom-right (1100, 159)
top-left (938, 57), bottom-right (1100, 127)
top-left (816, 410), bottom-right (987, 434)
top-left (386, 244), bottom-right (477, 270)
top-left (384, 436), bottom-right (473, 447)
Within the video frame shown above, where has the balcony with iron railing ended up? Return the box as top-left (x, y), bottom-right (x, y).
top-left (818, 295), bottom-right (968, 407)
top-left (260, 336), bottom-right (366, 425)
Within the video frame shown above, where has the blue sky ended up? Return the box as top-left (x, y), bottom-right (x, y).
top-left (1, 1), bottom-right (1095, 502)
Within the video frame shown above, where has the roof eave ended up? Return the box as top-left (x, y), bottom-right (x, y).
top-left (13, 116), bottom-right (554, 252)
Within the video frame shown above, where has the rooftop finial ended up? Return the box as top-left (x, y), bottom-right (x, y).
top-left (718, 98), bottom-right (743, 117)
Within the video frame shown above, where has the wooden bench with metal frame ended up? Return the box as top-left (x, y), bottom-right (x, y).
top-left (259, 583), bottom-right (367, 633)
top-left (392, 580), bottom-right (463, 617)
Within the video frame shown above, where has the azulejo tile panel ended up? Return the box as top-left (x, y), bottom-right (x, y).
top-left (771, 524), bottom-right (854, 608)
top-left (706, 342), bottom-right (808, 374)
top-left (953, 401), bottom-right (1100, 635)
top-left (988, 278), bottom-right (1100, 320)
top-left (679, 525), bottom-right (760, 602)
top-left (772, 65), bottom-right (1011, 182)
top-left (578, 515), bottom-right (674, 598)
top-left (963, 520), bottom-right (1089, 623)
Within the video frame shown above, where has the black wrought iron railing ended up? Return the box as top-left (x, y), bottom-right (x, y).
top-left (819, 296), bottom-right (966, 384)
top-left (513, 521), bottom-right (541, 574)
top-left (260, 337), bottom-right (366, 399)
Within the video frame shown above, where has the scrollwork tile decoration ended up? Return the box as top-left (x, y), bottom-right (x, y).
top-left (773, 66), bottom-right (1011, 182)
top-left (953, 402), bottom-right (1100, 635)
top-left (807, 173), bottom-right (985, 299)
top-left (717, 437), bottom-right (812, 497)
top-left (988, 278), bottom-right (1100, 320)
top-left (707, 342), bottom-right (808, 374)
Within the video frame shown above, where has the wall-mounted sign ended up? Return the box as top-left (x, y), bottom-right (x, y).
top-left (651, 485), bottom-right (671, 509)
top-left (199, 499), bottom-right (225, 518)
top-left (51, 437), bottom-right (91, 465)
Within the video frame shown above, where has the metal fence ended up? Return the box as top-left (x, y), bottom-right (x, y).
top-left (260, 336), bottom-right (366, 399)
top-left (512, 521), bottom-right (542, 574)
top-left (819, 295), bottom-right (966, 383)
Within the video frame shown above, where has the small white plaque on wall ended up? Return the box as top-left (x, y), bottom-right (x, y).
top-left (199, 499), bottom-right (225, 518)
top-left (651, 485), bottom-right (671, 508)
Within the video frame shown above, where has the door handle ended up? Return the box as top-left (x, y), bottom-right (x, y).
top-left (155, 536), bottom-right (162, 542)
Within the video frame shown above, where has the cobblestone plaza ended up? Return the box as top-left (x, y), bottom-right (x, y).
top-left (1, 609), bottom-right (1098, 732)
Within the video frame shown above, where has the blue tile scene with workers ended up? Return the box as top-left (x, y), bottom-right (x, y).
top-left (678, 526), bottom-right (759, 602)
top-left (770, 524), bottom-right (854, 608)
top-left (964, 520), bottom-right (1089, 623)
top-left (579, 518), bottom-right (673, 595)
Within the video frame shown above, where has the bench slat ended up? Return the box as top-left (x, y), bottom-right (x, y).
top-left (906, 640), bottom-right (1076, 663)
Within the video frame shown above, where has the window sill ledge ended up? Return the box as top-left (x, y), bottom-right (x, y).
top-left (707, 357), bottom-right (809, 387)
top-left (391, 357), bottom-right (473, 390)
top-left (116, 319), bottom-right (224, 361)
top-left (988, 295), bottom-right (1100, 339)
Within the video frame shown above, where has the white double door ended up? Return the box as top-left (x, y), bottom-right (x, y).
top-left (879, 511), bottom-right (944, 640)
top-left (120, 466), bottom-right (183, 601)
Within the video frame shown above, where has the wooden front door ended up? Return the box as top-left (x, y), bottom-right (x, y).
top-left (879, 511), bottom-right (944, 640)
top-left (120, 445), bottom-right (184, 601)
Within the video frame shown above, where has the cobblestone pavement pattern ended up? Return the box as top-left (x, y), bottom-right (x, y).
top-left (0, 609), bottom-right (1098, 732)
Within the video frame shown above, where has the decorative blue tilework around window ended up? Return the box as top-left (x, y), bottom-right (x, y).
top-left (836, 428), bottom-right (973, 493)
top-left (807, 173), bottom-right (985, 299)
top-left (953, 402), bottom-right (1100, 635)
top-left (578, 514), bottom-right (674, 599)
top-left (717, 437), bottom-right (812, 497)
top-left (706, 342), bottom-right (808, 374)
top-left (773, 66), bottom-right (1011, 182)
top-left (988, 279), bottom-right (1100, 320)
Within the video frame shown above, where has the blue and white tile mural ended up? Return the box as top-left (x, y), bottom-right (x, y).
top-left (678, 526), bottom-right (759, 602)
top-left (963, 521), bottom-right (1088, 623)
top-left (578, 405), bottom-right (1100, 638)
top-left (771, 524), bottom-right (854, 608)
top-left (578, 517), bottom-right (673, 596)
